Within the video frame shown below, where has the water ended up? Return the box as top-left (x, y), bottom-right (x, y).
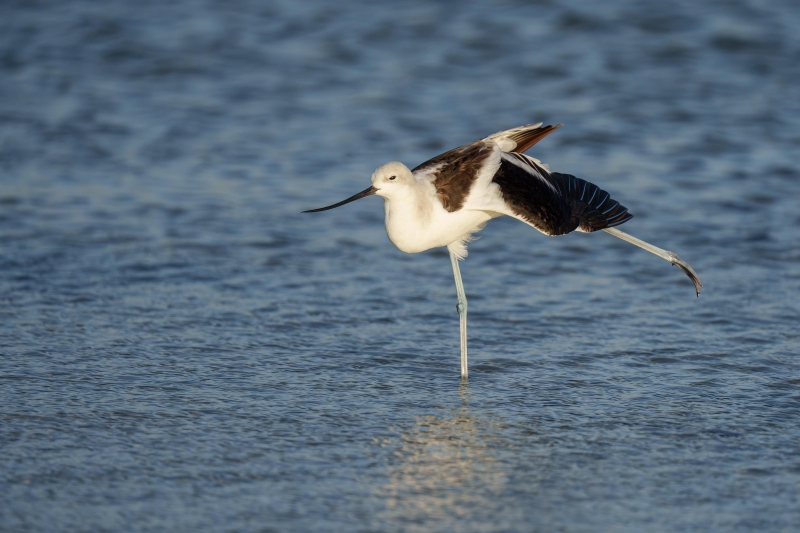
top-left (2, 0), bottom-right (799, 531)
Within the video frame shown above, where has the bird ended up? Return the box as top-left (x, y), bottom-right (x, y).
top-left (304, 122), bottom-right (702, 379)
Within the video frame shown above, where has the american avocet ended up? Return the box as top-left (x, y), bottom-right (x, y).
top-left (305, 123), bottom-right (702, 379)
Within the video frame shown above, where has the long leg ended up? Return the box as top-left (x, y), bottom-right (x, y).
top-left (602, 227), bottom-right (703, 296)
top-left (449, 250), bottom-right (469, 379)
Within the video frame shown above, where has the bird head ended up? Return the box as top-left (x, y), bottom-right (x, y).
top-left (303, 162), bottom-right (413, 213)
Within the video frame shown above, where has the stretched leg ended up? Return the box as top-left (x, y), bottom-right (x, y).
top-left (602, 227), bottom-right (703, 296)
top-left (449, 250), bottom-right (469, 379)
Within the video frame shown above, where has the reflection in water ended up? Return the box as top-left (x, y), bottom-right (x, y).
top-left (375, 383), bottom-right (510, 529)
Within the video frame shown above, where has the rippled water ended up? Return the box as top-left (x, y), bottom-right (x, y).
top-left (2, 0), bottom-right (799, 531)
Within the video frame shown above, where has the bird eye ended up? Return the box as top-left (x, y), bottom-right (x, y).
top-left (389, 175), bottom-right (396, 181)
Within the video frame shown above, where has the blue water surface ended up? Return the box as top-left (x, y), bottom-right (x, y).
top-left (2, 0), bottom-right (799, 531)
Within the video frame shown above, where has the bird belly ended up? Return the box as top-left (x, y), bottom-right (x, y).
top-left (385, 205), bottom-right (492, 254)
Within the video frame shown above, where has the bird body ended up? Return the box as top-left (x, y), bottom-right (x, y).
top-left (374, 161), bottom-right (496, 256)
top-left (363, 123), bottom-right (633, 259)
top-left (305, 122), bottom-right (702, 378)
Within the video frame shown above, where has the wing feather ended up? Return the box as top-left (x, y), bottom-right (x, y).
top-left (483, 123), bottom-right (563, 153)
top-left (492, 154), bottom-right (633, 235)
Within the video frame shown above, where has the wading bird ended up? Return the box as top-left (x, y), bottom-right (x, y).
top-left (305, 123), bottom-right (702, 378)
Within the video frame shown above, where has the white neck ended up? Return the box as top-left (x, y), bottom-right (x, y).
top-left (381, 185), bottom-right (436, 253)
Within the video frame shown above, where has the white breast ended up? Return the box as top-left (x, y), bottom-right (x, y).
top-left (383, 195), bottom-right (493, 254)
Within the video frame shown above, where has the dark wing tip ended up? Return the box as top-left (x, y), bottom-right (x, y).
top-left (605, 210), bottom-right (633, 228)
top-left (552, 173), bottom-right (633, 232)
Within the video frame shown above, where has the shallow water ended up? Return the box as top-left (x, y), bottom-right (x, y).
top-left (2, 0), bottom-right (800, 531)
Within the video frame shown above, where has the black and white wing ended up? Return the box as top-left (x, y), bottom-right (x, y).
top-left (493, 153), bottom-right (633, 236)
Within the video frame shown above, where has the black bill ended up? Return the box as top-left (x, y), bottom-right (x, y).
top-left (303, 186), bottom-right (378, 213)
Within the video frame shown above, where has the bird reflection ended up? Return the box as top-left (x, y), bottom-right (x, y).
top-left (375, 383), bottom-right (507, 527)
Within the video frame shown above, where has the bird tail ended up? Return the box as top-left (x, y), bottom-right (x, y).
top-left (551, 172), bottom-right (633, 233)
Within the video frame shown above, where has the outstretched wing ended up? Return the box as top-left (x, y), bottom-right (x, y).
top-left (492, 153), bottom-right (633, 236)
top-left (411, 123), bottom-right (631, 233)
